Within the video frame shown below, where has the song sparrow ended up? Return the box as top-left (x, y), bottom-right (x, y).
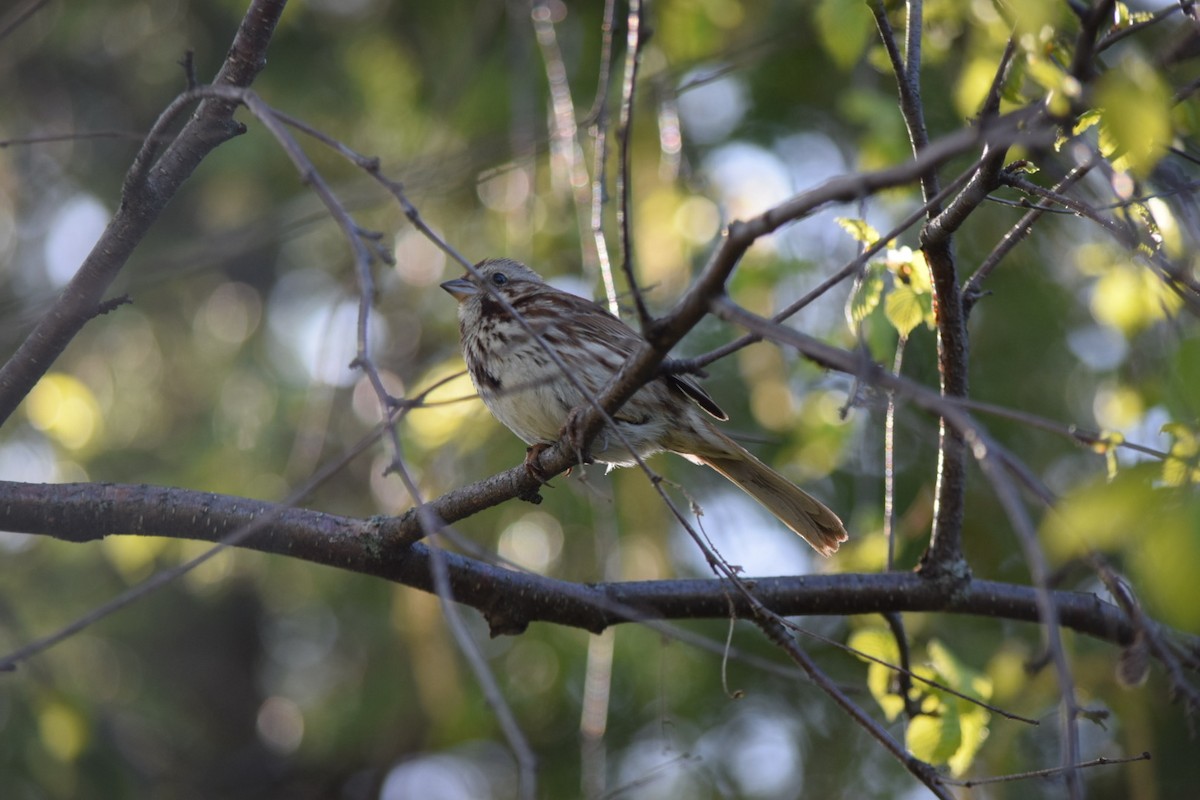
top-left (441, 257), bottom-right (848, 556)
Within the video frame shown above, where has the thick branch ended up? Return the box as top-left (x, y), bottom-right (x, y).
top-left (0, 480), bottom-right (1180, 653)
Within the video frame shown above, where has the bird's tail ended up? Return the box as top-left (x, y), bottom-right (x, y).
top-left (696, 444), bottom-right (848, 557)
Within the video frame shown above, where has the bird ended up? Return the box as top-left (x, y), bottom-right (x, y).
top-left (441, 257), bottom-right (848, 555)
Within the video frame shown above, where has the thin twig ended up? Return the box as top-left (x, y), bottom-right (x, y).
top-left (531, 0), bottom-right (603, 285)
top-left (588, 0), bottom-right (620, 316)
top-left (885, 338), bottom-right (907, 571)
top-left (754, 614), bottom-right (954, 800)
top-left (388, 453), bottom-right (539, 800)
top-left (1098, 3), bottom-right (1179, 52)
top-left (882, 611), bottom-right (920, 719)
top-left (978, 37), bottom-right (1018, 119)
top-left (944, 752), bottom-right (1151, 788)
top-left (956, 396), bottom-right (1171, 460)
top-left (615, 0), bottom-right (653, 329)
top-left (0, 130), bottom-right (153, 148)
top-left (713, 297), bottom-right (1094, 793)
top-left (964, 157), bottom-right (1097, 315)
top-left (0, 0), bottom-right (49, 44)
top-left (782, 614), bottom-right (1039, 723)
top-left (975, 453), bottom-right (1083, 798)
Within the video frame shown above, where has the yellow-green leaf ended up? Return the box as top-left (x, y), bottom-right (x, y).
top-left (1106, 447), bottom-right (1120, 481)
top-left (1089, 262), bottom-right (1183, 334)
top-left (846, 267), bottom-right (885, 328)
top-left (815, 0), bottom-right (873, 70)
top-left (885, 284), bottom-right (926, 337)
top-left (1096, 56), bottom-right (1173, 177)
top-left (868, 662), bottom-right (906, 722)
top-left (1092, 429), bottom-right (1126, 481)
top-left (906, 249), bottom-right (933, 294)
top-left (1042, 465), bottom-right (1160, 559)
top-left (848, 626), bottom-right (900, 663)
top-left (907, 703), bottom-right (961, 766)
top-left (1162, 422), bottom-right (1200, 486)
top-left (1059, 109), bottom-right (1101, 150)
top-left (836, 216), bottom-right (880, 246)
top-left (948, 705), bottom-right (991, 776)
top-left (1025, 55), bottom-right (1080, 98)
top-left (849, 626), bottom-right (905, 721)
top-left (927, 640), bottom-right (992, 701)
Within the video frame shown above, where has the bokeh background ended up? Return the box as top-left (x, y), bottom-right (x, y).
top-left (1, 1), bottom-right (1197, 798)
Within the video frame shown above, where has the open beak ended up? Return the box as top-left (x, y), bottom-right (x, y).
top-left (440, 276), bottom-right (478, 302)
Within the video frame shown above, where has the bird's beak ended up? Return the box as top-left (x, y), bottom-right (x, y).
top-left (440, 276), bottom-right (478, 302)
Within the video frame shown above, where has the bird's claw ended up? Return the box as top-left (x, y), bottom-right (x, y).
top-left (524, 443), bottom-right (555, 485)
top-left (560, 407), bottom-right (595, 468)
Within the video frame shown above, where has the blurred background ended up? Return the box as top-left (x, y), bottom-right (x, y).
top-left (0, 0), bottom-right (1197, 797)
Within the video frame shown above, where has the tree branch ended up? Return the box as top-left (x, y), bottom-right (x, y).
top-left (0, 0), bottom-right (287, 428)
top-left (1, 480), bottom-right (1191, 658)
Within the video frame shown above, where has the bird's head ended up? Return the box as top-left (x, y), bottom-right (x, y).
top-left (440, 258), bottom-right (545, 304)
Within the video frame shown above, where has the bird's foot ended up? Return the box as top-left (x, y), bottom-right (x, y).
top-left (559, 407), bottom-right (595, 470)
top-left (524, 443), bottom-right (557, 485)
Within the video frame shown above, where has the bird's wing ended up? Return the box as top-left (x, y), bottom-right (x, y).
top-left (668, 373), bottom-right (727, 420)
top-left (547, 289), bottom-right (728, 420)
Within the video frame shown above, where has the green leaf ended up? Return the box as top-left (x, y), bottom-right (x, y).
top-left (927, 641), bottom-right (992, 701)
top-left (948, 704), bottom-right (991, 776)
top-left (896, 642), bottom-right (994, 775)
top-left (849, 626), bottom-right (904, 721)
top-left (885, 285), bottom-right (926, 337)
top-left (846, 265), bottom-right (885, 329)
top-left (1058, 109), bottom-right (1101, 150)
top-left (814, 0), bottom-right (873, 70)
top-left (1162, 422), bottom-right (1200, 486)
top-left (1025, 54), bottom-right (1081, 115)
top-left (848, 626), bottom-right (900, 663)
top-left (907, 703), bottom-right (962, 766)
top-left (1096, 56), bottom-right (1173, 177)
top-left (1043, 464), bottom-right (1161, 558)
top-left (868, 663), bottom-right (906, 722)
top-left (905, 249), bottom-right (933, 295)
top-left (836, 217), bottom-right (880, 246)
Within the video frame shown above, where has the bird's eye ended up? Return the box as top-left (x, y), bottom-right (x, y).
top-left (491, 273), bottom-right (508, 286)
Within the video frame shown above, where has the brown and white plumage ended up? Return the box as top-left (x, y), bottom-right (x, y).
top-left (441, 257), bottom-right (848, 556)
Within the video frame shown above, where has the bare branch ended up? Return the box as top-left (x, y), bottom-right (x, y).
top-left (1070, 0), bottom-right (1118, 81)
top-left (0, 0), bottom-right (288, 428)
top-left (615, 0), bottom-right (653, 329)
top-left (964, 157), bottom-right (1097, 316)
top-left (943, 752), bottom-right (1151, 788)
top-left (3, 481), bottom-right (1185, 655)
